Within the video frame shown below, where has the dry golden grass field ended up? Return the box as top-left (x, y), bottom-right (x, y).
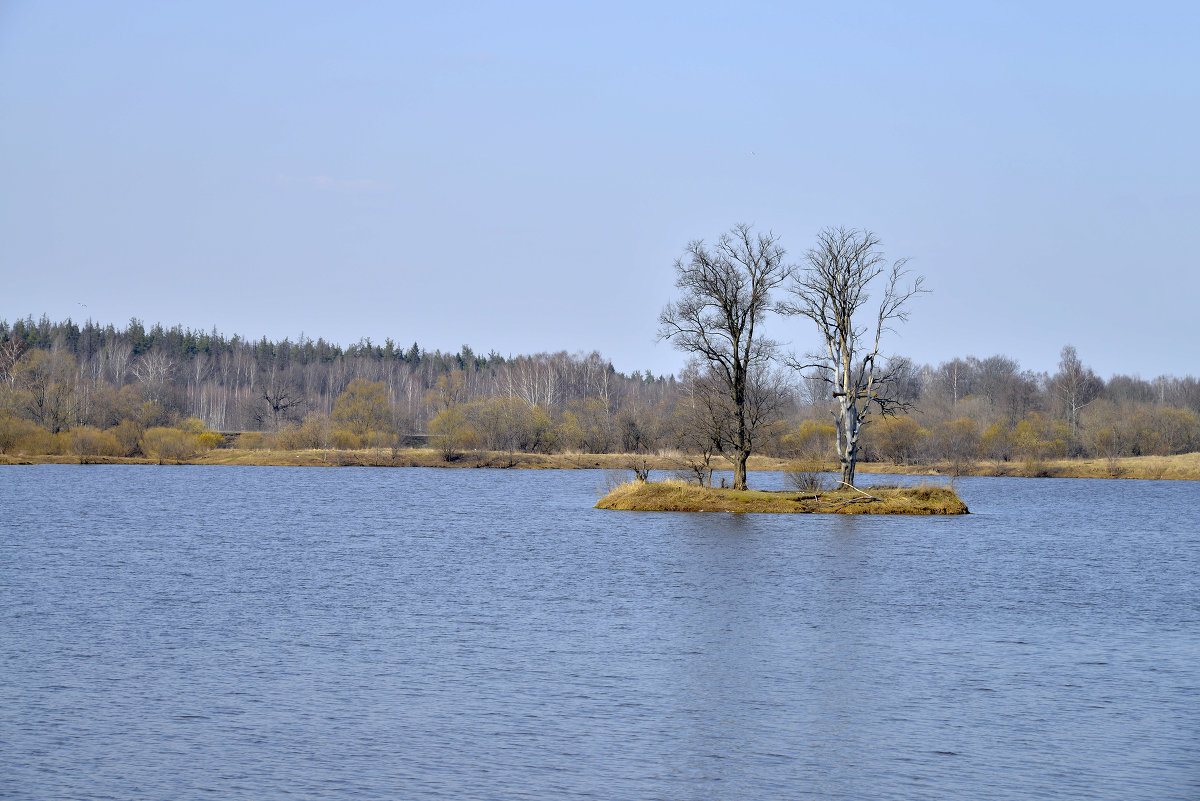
top-left (3, 447), bottom-right (1199, 481)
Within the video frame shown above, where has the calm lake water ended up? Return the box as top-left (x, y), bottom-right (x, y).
top-left (1, 465), bottom-right (1197, 800)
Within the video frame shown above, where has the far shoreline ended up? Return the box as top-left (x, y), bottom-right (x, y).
top-left (2, 448), bottom-right (1199, 481)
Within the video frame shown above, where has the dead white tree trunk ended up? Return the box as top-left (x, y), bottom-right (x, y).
top-left (779, 227), bottom-right (926, 487)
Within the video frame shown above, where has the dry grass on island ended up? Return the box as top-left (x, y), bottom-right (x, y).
top-left (596, 479), bottom-right (969, 515)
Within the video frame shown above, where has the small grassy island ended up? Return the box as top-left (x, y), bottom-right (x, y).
top-left (596, 479), bottom-right (969, 515)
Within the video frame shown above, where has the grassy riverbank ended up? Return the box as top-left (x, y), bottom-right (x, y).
top-left (856, 452), bottom-right (1200, 481)
top-left (596, 479), bottom-right (969, 515)
top-left (2, 447), bottom-right (1199, 480)
top-left (0, 448), bottom-right (797, 470)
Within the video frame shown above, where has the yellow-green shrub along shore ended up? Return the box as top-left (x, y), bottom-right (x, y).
top-left (2, 448), bottom-right (1199, 480)
top-left (596, 480), bottom-right (969, 515)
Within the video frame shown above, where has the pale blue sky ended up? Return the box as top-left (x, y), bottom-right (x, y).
top-left (2, 1), bottom-right (1197, 378)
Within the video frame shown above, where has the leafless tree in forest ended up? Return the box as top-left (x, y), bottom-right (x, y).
top-left (883, 355), bottom-right (922, 407)
top-left (659, 223), bottom-right (791, 490)
top-left (1050, 345), bottom-right (1102, 444)
top-left (131, 350), bottom-right (174, 404)
top-left (102, 342), bottom-right (133, 387)
top-left (794, 365), bottom-right (832, 409)
top-left (16, 349), bottom-right (78, 433)
top-left (778, 227), bottom-right (926, 487)
top-left (977, 355), bottom-right (1039, 422)
top-left (0, 338), bottom-right (25, 387)
top-left (257, 364), bottom-right (307, 431)
top-left (936, 357), bottom-right (977, 408)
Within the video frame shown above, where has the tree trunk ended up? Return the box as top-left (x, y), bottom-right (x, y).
top-left (840, 457), bottom-right (856, 488)
top-left (837, 398), bottom-right (860, 487)
top-left (734, 449), bottom-right (749, 490)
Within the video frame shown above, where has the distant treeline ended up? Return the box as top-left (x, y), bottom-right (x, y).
top-left (2, 315), bottom-right (1198, 467)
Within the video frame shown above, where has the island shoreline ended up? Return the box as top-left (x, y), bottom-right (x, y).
top-left (596, 480), bottom-right (970, 515)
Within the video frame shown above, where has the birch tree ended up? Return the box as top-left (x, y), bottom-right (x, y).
top-left (1050, 345), bottom-right (1102, 446)
top-left (0, 338), bottom-right (25, 387)
top-left (779, 227), bottom-right (925, 487)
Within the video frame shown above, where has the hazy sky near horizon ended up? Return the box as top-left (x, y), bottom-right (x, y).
top-left (2, 1), bottom-right (1197, 379)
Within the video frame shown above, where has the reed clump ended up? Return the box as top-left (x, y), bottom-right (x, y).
top-left (595, 479), bottom-right (968, 515)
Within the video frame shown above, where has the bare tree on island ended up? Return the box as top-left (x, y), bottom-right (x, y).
top-left (671, 361), bottom-right (727, 487)
top-left (672, 358), bottom-right (790, 488)
top-left (659, 224), bottom-right (791, 490)
top-left (779, 227), bottom-right (926, 487)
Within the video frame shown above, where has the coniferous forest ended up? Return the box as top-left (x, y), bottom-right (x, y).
top-left (2, 315), bottom-right (1198, 469)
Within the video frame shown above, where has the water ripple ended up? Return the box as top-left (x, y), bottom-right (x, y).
top-left (1, 466), bottom-right (1197, 800)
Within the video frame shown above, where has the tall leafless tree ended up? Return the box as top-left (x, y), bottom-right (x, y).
top-left (1050, 345), bottom-right (1101, 444)
top-left (0, 338), bottom-right (25, 387)
top-left (659, 223), bottom-right (791, 489)
top-left (131, 350), bottom-right (174, 404)
top-left (672, 361), bottom-right (728, 487)
top-left (257, 364), bottom-right (306, 431)
top-left (778, 227), bottom-right (926, 487)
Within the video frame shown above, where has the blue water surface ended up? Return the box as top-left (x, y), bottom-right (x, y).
top-left (1, 466), bottom-right (1197, 800)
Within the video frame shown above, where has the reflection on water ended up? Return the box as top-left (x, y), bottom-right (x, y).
top-left (1, 466), bottom-right (1197, 800)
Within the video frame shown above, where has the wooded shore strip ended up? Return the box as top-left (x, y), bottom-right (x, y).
top-left (596, 480), bottom-right (969, 515)
top-left (3, 448), bottom-right (1199, 480)
top-left (5, 318), bottom-right (1200, 491)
